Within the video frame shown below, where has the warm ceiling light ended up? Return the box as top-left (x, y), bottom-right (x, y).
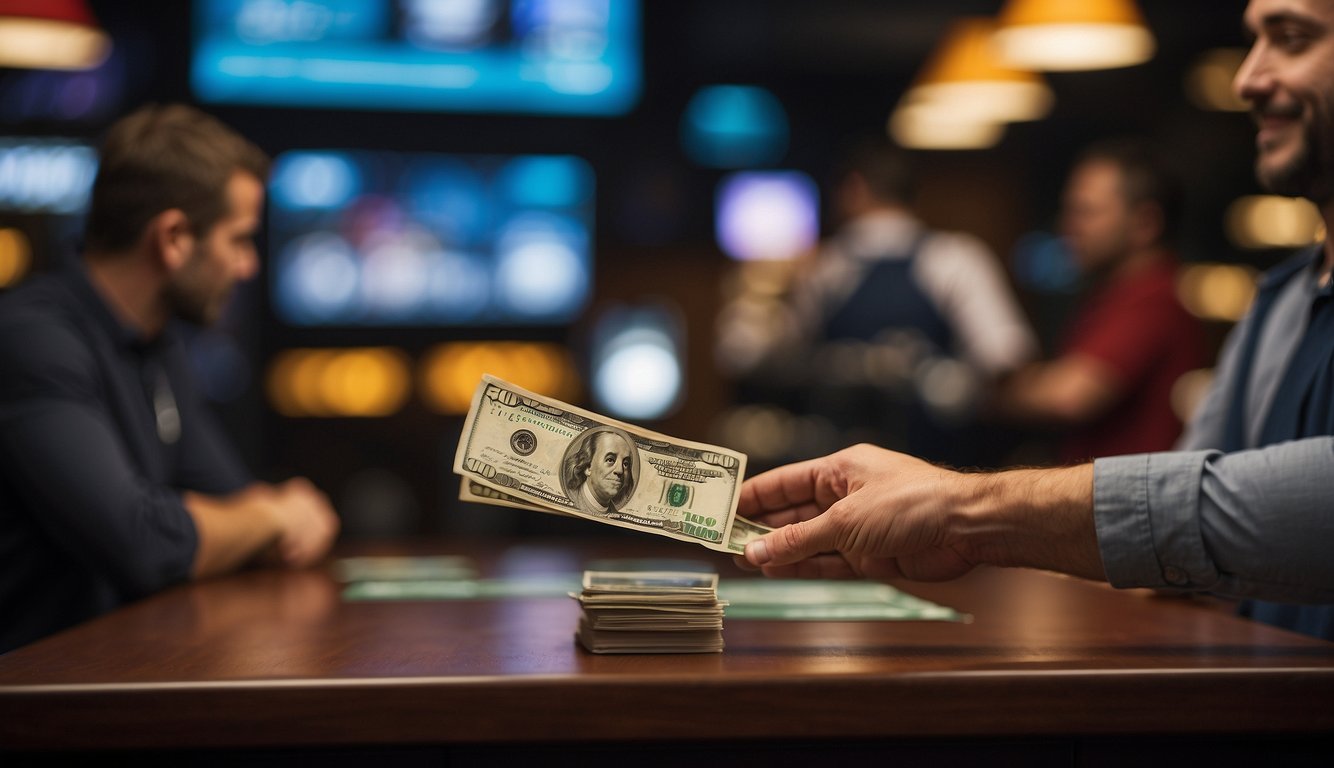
top-left (994, 0), bottom-right (1155, 71)
top-left (0, 0), bottom-right (111, 71)
top-left (1225, 195), bottom-right (1325, 250)
top-left (888, 101), bottom-right (1005, 151)
top-left (1186, 48), bottom-right (1249, 112)
top-left (1176, 264), bottom-right (1257, 323)
top-left (905, 18), bottom-right (1053, 124)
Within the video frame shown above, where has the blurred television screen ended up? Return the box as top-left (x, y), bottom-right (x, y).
top-left (0, 139), bottom-right (97, 216)
top-left (269, 149), bottom-right (594, 326)
top-left (0, 138), bottom-right (98, 281)
top-left (192, 0), bottom-right (640, 115)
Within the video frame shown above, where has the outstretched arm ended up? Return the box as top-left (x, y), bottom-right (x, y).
top-left (736, 444), bottom-right (1102, 583)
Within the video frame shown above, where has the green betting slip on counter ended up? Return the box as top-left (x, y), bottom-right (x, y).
top-left (337, 558), bottom-right (965, 622)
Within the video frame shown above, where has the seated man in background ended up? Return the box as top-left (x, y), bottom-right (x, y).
top-left (994, 139), bottom-right (1207, 462)
top-left (0, 104), bottom-right (339, 654)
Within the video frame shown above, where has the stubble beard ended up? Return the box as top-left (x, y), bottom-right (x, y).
top-left (1257, 106), bottom-right (1334, 204)
top-left (165, 245), bottom-right (228, 327)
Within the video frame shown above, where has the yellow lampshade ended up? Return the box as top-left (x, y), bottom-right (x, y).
top-left (0, 0), bottom-right (110, 71)
top-left (907, 18), bottom-right (1053, 124)
top-left (888, 101), bottom-right (1006, 151)
top-left (994, 0), bottom-right (1155, 71)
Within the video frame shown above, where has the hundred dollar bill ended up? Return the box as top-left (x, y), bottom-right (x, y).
top-left (455, 375), bottom-right (770, 554)
top-left (460, 476), bottom-right (774, 552)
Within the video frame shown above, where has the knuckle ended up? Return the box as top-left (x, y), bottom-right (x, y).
top-left (778, 521), bottom-right (806, 552)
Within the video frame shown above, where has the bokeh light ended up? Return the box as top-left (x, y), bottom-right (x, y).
top-left (1186, 48), bottom-right (1248, 112)
top-left (682, 85), bottom-right (789, 168)
top-left (0, 139), bottom-right (98, 214)
top-left (267, 347), bottom-right (412, 417)
top-left (590, 305), bottom-right (684, 421)
top-left (270, 152), bottom-right (361, 210)
top-left (1171, 368), bottom-right (1214, 425)
top-left (419, 342), bottom-right (579, 415)
top-left (715, 170), bottom-right (819, 261)
top-left (1225, 195), bottom-right (1325, 250)
top-left (0, 228), bottom-right (32, 288)
top-left (1176, 263), bottom-right (1258, 322)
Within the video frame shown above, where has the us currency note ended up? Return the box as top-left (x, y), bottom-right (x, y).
top-left (455, 375), bottom-right (771, 554)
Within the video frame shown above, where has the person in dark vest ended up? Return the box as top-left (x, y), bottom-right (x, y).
top-left (993, 139), bottom-right (1207, 462)
top-left (717, 140), bottom-right (1037, 466)
top-left (731, 0), bottom-right (1334, 641)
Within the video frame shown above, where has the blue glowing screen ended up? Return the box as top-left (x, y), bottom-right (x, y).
top-left (192, 0), bottom-right (640, 115)
top-left (269, 149), bottom-right (594, 325)
top-left (681, 85), bottom-right (789, 168)
top-left (0, 139), bottom-right (98, 215)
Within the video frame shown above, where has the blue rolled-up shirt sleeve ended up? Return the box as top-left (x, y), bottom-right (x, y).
top-left (1094, 438), bottom-right (1334, 603)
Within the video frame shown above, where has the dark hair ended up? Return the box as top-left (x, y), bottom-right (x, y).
top-left (561, 428), bottom-right (636, 508)
top-left (84, 104), bottom-right (270, 253)
top-left (836, 138), bottom-right (917, 204)
top-left (1076, 137), bottom-right (1184, 245)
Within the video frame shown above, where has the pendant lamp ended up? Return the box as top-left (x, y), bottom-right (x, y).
top-left (993, 0), bottom-right (1155, 71)
top-left (0, 0), bottom-right (110, 71)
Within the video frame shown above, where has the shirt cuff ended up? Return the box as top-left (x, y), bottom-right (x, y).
top-left (1092, 450), bottom-right (1220, 591)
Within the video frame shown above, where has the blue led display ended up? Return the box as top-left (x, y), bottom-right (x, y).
top-left (0, 139), bottom-right (98, 214)
top-left (269, 149), bottom-right (594, 326)
top-left (192, 0), bottom-right (641, 115)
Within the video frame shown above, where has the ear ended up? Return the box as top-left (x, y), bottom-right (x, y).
top-left (146, 209), bottom-right (194, 273)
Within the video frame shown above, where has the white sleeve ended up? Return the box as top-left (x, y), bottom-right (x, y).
top-left (912, 232), bottom-right (1040, 376)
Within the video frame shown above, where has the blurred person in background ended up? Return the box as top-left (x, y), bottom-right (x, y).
top-left (0, 104), bottom-right (339, 654)
top-left (993, 139), bottom-right (1207, 462)
top-left (716, 139), bottom-right (1037, 468)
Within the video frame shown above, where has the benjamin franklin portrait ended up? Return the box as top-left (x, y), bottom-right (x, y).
top-left (560, 427), bottom-right (639, 516)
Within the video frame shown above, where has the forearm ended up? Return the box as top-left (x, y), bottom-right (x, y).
top-left (992, 357), bottom-right (1118, 425)
top-left (955, 463), bottom-right (1105, 581)
top-left (183, 487), bottom-right (282, 579)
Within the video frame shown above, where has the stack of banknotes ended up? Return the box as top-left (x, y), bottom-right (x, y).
top-left (573, 571), bottom-right (727, 654)
top-left (454, 375), bottom-right (773, 554)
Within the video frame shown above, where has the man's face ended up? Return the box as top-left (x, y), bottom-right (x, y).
top-left (1235, 0), bottom-right (1334, 201)
top-left (1061, 159), bottom-right (1132, 274)
top-left (166, 171), bottom-right (263, 326)
top-left (586, 432), bottom-right (632, 506)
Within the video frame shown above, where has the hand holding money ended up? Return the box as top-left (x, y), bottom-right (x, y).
top-left (455, 375), bottom-right (771, 553)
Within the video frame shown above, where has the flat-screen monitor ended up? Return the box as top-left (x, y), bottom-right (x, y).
top-left (192, 0), bottom-right (640, 115)
top-left (269, 149), bottom-right (594, 326)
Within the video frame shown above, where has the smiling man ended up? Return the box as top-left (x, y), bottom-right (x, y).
top-left (0, 104), bottom-right (340, 654)
top-left (735, 0), bottom-right (1334, 640)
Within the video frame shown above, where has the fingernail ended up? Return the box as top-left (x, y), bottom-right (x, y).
top-left (747, 539), bottom-right (770, 565)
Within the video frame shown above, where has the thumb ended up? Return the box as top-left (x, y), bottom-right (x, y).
top-left (745, 514), bottom-right (839, 568)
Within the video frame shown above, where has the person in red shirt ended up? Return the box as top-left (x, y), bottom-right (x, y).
top-left (996, 139), bottom-right (1208, 461)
